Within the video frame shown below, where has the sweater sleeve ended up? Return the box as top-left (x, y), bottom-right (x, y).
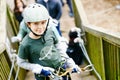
top-left (17, 20), bottom-right (28, 39)
top-left (17, 56), bottom-right (43, 74)
top-left (17, 44), bottom-right (43, 74)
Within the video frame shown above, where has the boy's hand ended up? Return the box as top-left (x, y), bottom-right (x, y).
top-left (40, 69), bottom-right (51, 77)
top-left (72, 68), bottom-right (78, 73)
top-left (32, 64), bottom-right (54, 76)
top-left (71, 65), bottom-right (81, 73)
top-left (40, 67), bottom-right (54, 76)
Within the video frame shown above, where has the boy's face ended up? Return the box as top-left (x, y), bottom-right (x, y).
top-left (27, 20), bottom-right (47, 35)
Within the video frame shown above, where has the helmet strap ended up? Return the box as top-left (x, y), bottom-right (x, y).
top-left (29, 19), bottom-right (50, 37)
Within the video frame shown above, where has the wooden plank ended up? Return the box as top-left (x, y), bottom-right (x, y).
top-left (0, 52), bottom-right (14, 80)
top-left (0, 60), bottom-right (5, 80)
top-left (86, 33), bottom-right (106, 80)
top-left (84, 24), bottom-right (120, 45)
top-left (102, 39), bottom-right (120, 80)
top-left (2, 53), bottom-right (11, 79)
top-left (72, 0), bottom-right (89, 26)
top-left (117, 48), bottom-right (120, 80)
top-left (0, 71), bottom-right (5, 80)
top-left (6, 5), bottom-right (19, 36)
top-left (0, 0), bottom-right (6, 55)
top-left (0, 43), bottom-right (6, 55)
top-left (0, 54), bottom-right (7, 80)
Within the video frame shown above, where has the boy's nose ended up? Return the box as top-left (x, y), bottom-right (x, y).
top-left (38, 25), bottom-right (43, 29)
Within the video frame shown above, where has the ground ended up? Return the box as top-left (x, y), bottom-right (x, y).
top-left (81, 0), bottom-right (120, 33)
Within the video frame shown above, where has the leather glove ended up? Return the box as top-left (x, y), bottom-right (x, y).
top-left (40, 69), bottom-right (51, 77)
top-left (71, 65), bottom-right (81, 73)
top-left (11, 36), bottom-right (22, 43)
top-left (72, 68), bottom-right (78, 73)
top-left (62, 62), bottom-right (68, 69)
top-left (32, 64), bottom-right (54, 75)
top-left (40, 67), bottom-right (55, 77)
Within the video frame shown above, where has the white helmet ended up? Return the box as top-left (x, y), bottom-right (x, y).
top-left (23, 3), bottom-right (50, 23)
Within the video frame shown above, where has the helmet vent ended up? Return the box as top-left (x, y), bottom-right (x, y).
top-left (32, 6), bottom-right (35, 8)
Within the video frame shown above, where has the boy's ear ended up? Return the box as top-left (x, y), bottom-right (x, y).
top-left (26, 22), bottom-right (31, 28)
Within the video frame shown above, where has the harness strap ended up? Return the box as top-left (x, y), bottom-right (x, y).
top-left (79, 42), bottom-right (102, 80)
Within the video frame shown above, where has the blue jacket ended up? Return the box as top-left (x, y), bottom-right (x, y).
top-left (36, 0), bottom-right (62, 20)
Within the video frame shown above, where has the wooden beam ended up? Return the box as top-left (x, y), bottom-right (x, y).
top-left (0, 0), bottom-right (6, 55)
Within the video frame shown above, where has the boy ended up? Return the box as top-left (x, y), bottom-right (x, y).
top-left (17, 3), bottom-right (78, 80)
top-left (66, 27), bottom-right (84, 65)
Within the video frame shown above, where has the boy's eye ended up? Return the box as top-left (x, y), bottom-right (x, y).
top-left (41, 21), bottom-right (46, 24)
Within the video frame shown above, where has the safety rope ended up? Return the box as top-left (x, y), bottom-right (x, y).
top-left (8, 54), bottom-right (15, 80)
top-left (14, 66), bottom-right (20, 80)
top-left (79, 41), bottom-right (102, 80)
top-left (8, 54), bottom-right (20, 80)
